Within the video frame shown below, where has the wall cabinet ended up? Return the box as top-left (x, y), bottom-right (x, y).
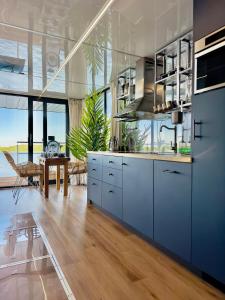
top-left (122, 157), bottom-right (154, 239)
top-left (154, 161), bottom-right (191, 262)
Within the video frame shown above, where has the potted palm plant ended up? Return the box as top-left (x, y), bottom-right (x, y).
top-left (67, 90), bottom-right (110, 161)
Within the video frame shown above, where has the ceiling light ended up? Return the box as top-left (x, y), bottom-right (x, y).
top-left (40, 0), bottom-right (115, 97)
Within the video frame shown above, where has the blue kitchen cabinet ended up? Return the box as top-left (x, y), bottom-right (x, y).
top-left (102, 182), bottom-right (122, 219)
top-left (87, 177), bottom-right (102, 206)
top-left (154, 161), bottom-right (191, 262)
top-left (122, 157), bottom-right (154, 239)
top-left (192, 89), bottom-right (225, 283)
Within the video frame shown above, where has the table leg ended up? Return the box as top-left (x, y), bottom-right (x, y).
top-left (64, 161), bottom-right (68, 197)
top-left (44, 164), bottom-right (49, 198)
top-left (39, 174), bottom-right (43, 191)
top-left (56, 165), bottom-right (60, 190)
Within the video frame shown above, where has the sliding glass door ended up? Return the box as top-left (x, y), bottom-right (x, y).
top-left (0, 95), bottom-right (29, 187)
top-left (0, 94), bottom-right (69, 187)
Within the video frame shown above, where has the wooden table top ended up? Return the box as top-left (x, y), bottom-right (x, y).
top-left (39, 156), bottom-right (70, 166)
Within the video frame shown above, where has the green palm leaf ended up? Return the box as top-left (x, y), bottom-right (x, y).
top-left (67, 90), bottom-right (110, 161)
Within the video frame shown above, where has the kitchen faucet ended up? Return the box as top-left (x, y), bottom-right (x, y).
top-left (160, 125), bottom-right (177, 153)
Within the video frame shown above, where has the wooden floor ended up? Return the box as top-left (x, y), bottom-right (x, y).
top-left (0, 186), bottom-right (224, 300)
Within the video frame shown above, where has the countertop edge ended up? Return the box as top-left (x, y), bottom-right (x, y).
top-left (87, 151), bottom-right (192, 164)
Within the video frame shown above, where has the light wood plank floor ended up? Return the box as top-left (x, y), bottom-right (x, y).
top-left (0, 186), bottom-right (224, 300)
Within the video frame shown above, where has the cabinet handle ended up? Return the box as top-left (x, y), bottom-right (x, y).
top-left (108, 190), bottom-right (113, 193)
top-left (92, 168), bottom-right (96, 171)
top-left (92, 158), bottom-right (96, 161)
top-left (109, 173), bottom-right (113, 176)
top-left (193, 120), bottom-right (202, 140)
top-left (92, 183), bottom-right (96, 186)
top-left (162, 169), bottom-right (180, 174)
top-left (109, 160), bottom-right (113, 164)
top-left (121, 162), bottom-right (127, 166)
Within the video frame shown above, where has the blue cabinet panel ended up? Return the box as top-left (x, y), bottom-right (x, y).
top-left (154, 161), bottom-right (191, 262)
top-left (192, 89), bottom-right (225, 283)
top-left (88, 154), bottom-right (102, 165)
top-left (123, 157), bottom-right (154, 239)
top-left (102, 182), bottom-right (122, 219)
top-left (87, 177), bottom-right (102, 206)
top-left (88, 163), bottom-right (102, 180)
top-left (102, 167), bottom-right (122, 188)
top-left (102, 155), bottom-right (122, 170)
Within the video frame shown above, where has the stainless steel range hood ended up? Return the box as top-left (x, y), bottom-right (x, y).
top-left (114, 57), bottom-right (155, 121)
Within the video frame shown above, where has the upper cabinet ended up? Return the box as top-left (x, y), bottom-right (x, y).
top-left (194, 0), bottom-right (225, 41)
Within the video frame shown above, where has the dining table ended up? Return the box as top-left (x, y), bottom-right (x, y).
top-left (39, 156), bottom-right (70, 198)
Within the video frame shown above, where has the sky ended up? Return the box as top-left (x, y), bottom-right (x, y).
top-left (0, 108), bottom-right (66, 147)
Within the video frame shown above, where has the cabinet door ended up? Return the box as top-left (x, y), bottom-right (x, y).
top-left (192, 89), bottom-right (225, 283)
top-left (88, 163), bottom-right (102, 180)
top-left (194, 0), bottom-right (225, 41)
top-left (87, 177), bottom-right (102, 206)
top-left (123, 158), bottom-right (153, 239)
top-left (154, 161), bottom-right (191, 262)
top-left (102, 182), bottom-right (122, 219)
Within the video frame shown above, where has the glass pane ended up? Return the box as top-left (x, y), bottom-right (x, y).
top-left (106, 89), bottom-right (112, 118)
top-left (47, 103), bottom-right (66, 153)
top-left (33, 101), bottom-right (44, 164)
top-left (0, 95), bottom-right (28, 186)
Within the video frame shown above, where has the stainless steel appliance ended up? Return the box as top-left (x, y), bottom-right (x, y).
top-left (194, 25), bottom-right (225, 94)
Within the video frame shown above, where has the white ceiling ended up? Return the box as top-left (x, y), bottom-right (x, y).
top-left (0, 0), bottom-right (193, 98)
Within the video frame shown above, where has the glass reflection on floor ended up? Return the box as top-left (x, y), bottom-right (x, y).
top-left (0, 213), bottom-right (69, 300)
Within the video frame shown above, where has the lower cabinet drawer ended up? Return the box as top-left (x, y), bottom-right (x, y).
top-left (102, 182), bottom-right (122, 219)
top-left (87, 177), bottom-right (102, 206)
top-left (88, 163), bottom-right (102, 180)
top-left (102, 167), bottom-right (122, 187)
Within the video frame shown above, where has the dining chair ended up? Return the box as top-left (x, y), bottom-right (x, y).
top-left (2, 151), bottom-right (44, 204)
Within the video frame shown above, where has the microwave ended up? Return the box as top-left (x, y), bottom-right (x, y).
top-left (194, 25), bottom-right (225, 94)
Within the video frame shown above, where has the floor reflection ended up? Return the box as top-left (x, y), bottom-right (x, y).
top-left (0, 213), bottom-right (69, 300)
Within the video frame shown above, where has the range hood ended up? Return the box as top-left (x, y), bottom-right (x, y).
top-left (115, 57), bottom-right (155, 121)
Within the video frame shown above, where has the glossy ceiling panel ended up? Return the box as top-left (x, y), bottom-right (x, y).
top-left (0, 0), bottom-right (106, 41)
top-left (86, 0), bottom-right (193, 57)
top-left (0, 0), bottom-right (193, 99)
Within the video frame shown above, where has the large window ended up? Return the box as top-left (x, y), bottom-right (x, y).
top-left (0, 94), bottom-right (69, 187)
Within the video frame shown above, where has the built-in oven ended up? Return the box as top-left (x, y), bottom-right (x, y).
top-left (194, 25), bottom-right (225, 94)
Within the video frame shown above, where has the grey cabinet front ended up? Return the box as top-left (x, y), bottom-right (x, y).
top-left (154, 161), bottom-right (191, 262)
top-left (102, 182), bottom-right (122, 219)
top-left (87, 177), bottom-right (102, 206)
top-left (123, 157), bottom-right (154, 239)
top-left (192, 89), bottom-right (225, 283)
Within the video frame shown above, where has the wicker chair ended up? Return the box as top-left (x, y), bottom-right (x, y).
top-left (3, 151), bottom-right (44, 204)
top-left (67, 160), bottom-right (87, 194)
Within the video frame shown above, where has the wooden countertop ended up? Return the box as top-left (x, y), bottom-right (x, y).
top-left (87, 151), bottom-right (192, 163)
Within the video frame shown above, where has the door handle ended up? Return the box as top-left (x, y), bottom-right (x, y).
top-left (92, 183), bottom-right (96, 186)
top-left (109, 173), bottom-right (113, 176)
top-left (92, 168), bottom-right (96, 171)
top-left (109, 160), bottom-right (113, 164)
top-left (193, 120), bottom-right (202, 140)
top-left (108, 190), bottom-right (113, 193)
top-left (121, 162), bottom-right (127, 166)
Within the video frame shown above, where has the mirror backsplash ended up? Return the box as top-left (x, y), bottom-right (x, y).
top-left (119, 112), bottom-right (191, 154)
